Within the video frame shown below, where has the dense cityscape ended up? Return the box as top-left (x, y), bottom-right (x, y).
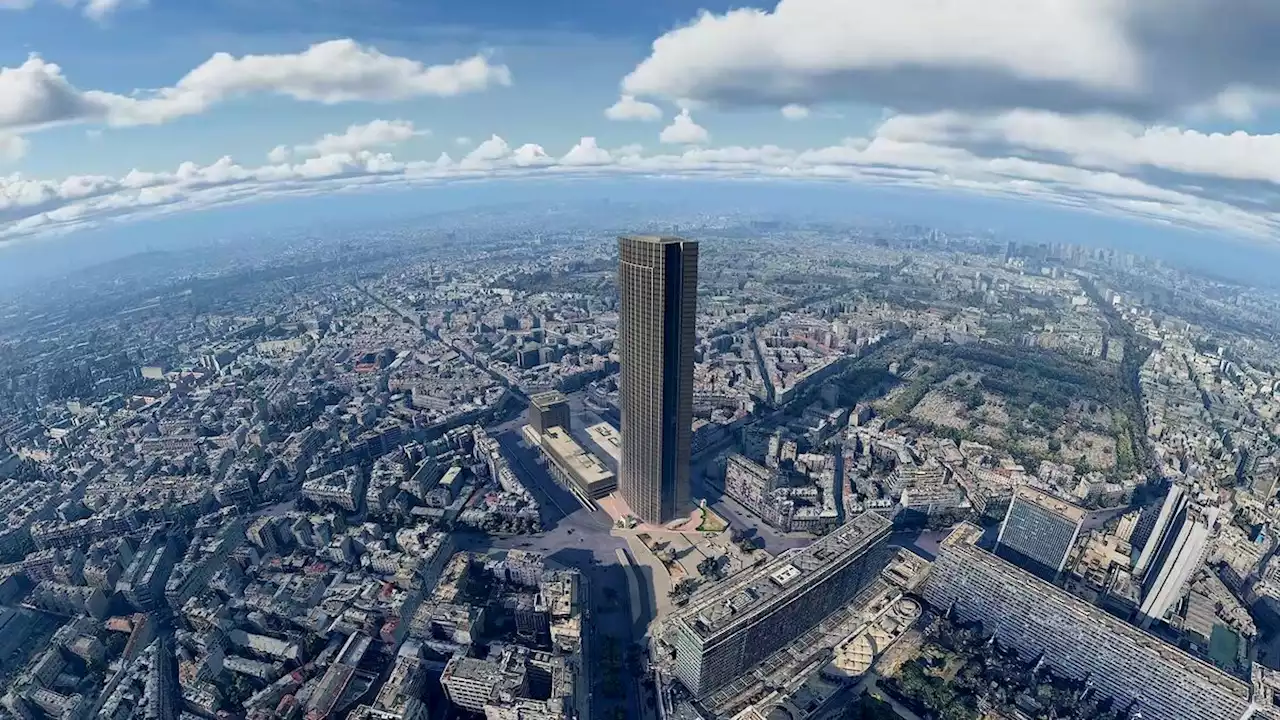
top-left (3, 204), bottom-right (1280, 720)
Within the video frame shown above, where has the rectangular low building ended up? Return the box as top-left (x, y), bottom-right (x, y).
top-left (527, 425), bottom-right (617, 500)
top-left (995, 486), bottom-right (1085, 581)
top-left (665, 511), bottom-right (893, 697)
top-left (924, 523), bottom-right (1253, 720)
top-left (585, 422), bottom-right (622, 465)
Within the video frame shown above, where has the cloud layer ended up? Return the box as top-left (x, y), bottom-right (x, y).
top-left (4, 3), bottom-right (1280, 252)
top-left (298, 119), bottom-right (426, 158)
top-left (621, 0), bottom-right (1280, 119)
top-left (0, 40), bottom-right (511, 133)
top-left (877, 110), bottom-right (1280, 185)
top-left (7, 112), bottom-right (1280, 246)
top-left (1, 0), bottom-right (143, 20)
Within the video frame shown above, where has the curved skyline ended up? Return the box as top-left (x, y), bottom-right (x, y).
top-left (2, 0), bottom-right (1280, 244)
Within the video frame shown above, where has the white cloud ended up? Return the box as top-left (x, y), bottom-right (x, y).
top-left (660, 109), bottom-right (709, 145)
top-left (296, 119), bottom-right (425, 157)
top-left (0, 133), bottom-right (27, 162)
top-left (0, 55), bottom-right (101, 130)
top-left (1187, 86), bottom-right (1280, 123)
top-left (454, 136), bottom-right (472, 146)
top-left (511, 143), bottom-right (553, 167)
top-left (266, 145), bottom-right (292, 164)
top-left (82, 0), bottom-right (142, 20)
top-left (624, 0), bottom-right (1136, 112)
top-left (461, 135), bottom-right (511, 168)
top-left (605, 95), bottom-right (663, 122)
top-left (0, 41), bottom-right (510, 133)
top-left (619, 0), bottom-right (1280, 119)
top-left (94, 41), bottom-right (511, 127)
top-left (876, 109), bottom-right (1280, 185)
top-left (781, 104), bottom-right (810, 120)
top-left (0, 0), bottom-right (144, 19)
top-left (6, 123), bottom-right (1280, 246)
top-left (560, 137), bottom-right (612, 166)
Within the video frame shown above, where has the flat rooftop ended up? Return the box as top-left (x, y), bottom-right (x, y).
top-left (621, 235), bottom-right (692, 245)
top-left (586, 422), bottom-right (621, 464)
top-left (443, 655), bottom-right (504, 684)
top-left (941, 521), bottom-right (1250, 696)
top-left (539, 427), bottom-right (614, 491)
top-left (529, 390), bottom-right (568, 410)
top-left (1013, 486), bottom-right (1086, 523)
top-left (672, 511), bottom-right (892, 642)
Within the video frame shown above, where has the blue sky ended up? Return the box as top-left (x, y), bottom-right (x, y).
top-left (3, 0), bottom-right (1280, 250)
top-left (3, 0), bottom-right (862, 177)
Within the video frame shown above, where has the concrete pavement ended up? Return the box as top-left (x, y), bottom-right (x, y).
top-left (469, 429), bottom-right (647, 720)
top-left (480, 394), bottom-right (958, 720)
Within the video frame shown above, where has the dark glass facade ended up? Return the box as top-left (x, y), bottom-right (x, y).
top-left (617, 235), bottom-right (697, 524)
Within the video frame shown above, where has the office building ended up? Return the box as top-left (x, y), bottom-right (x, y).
top-left (1134, 483), bottom-right (1186, 578)
top-left (586, 423), bottom-right (621, 465)
top-left (118, 533), bottom-right (177, 612)
top-left (994, 486), bottom-right (1085, 580)
top-left (512, 594), bottom-right (550, 643)
top-left (665, 511), bottom-right (893, 696)
top-left (374, 643), bottom-right (427, 720)
top-left (301, 467), bottom-right (367, 512)
top-left (924, 523), bottom-right (1252, 720)
top-left (1138, 500), bottom-right (1218, 628)
top-left (502, 550), bottom-right (545, 588)
top-left (440, 654), bottom-right (509, 714)
top-left (724, 454), bottom-right (781, 514)
top-left (440, 644), bottom-right (578, 720)
top-left (528, 391), bottom-right (571, 437)
top-left (527, 426), bottom-right (616, 500)
top-left (617, 235), bottom-right (698, 524)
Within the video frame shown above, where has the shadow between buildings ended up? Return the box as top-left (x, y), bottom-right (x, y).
top-left (549, 546), bottom-right (653, 720)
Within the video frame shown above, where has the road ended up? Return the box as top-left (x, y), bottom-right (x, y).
top-left (495, 428), bottom-right (613, 533)
top-left (475, 381), bottom-right (959, 720)
top-left (704, 485), bottom-right (817, 554)
top-left (458, 426), bottom-right (645, 720)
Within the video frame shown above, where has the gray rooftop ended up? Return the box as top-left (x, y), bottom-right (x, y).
top-left (672, 511), bottom-right (891, 641)
top-left (529, 390), bottom-right (568, 410)
top-left (621, 235), bottom-right (694, 245)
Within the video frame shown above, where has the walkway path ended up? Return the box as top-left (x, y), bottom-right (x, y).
top-left (615, 547), bottom-right (645, 628)
top-left (854, 674), bottom-right (924, 720)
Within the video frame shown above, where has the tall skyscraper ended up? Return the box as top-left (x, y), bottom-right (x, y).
top-left (665, 511), bottom-right (893, 697)
top-left (925, 523), bottom-right (1252, 720)
top-left (994, 486), bottom-right (1085, 581)
top-left (1133, 483), bottom-right (1185, 578)
top-left (1136, 486), bottom-right (1218, 629)
top-left (617, 235), bottom-right (697, 524)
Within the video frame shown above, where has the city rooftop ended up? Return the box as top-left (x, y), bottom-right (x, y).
top-left (671, 511), bottom-right (892, 641)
